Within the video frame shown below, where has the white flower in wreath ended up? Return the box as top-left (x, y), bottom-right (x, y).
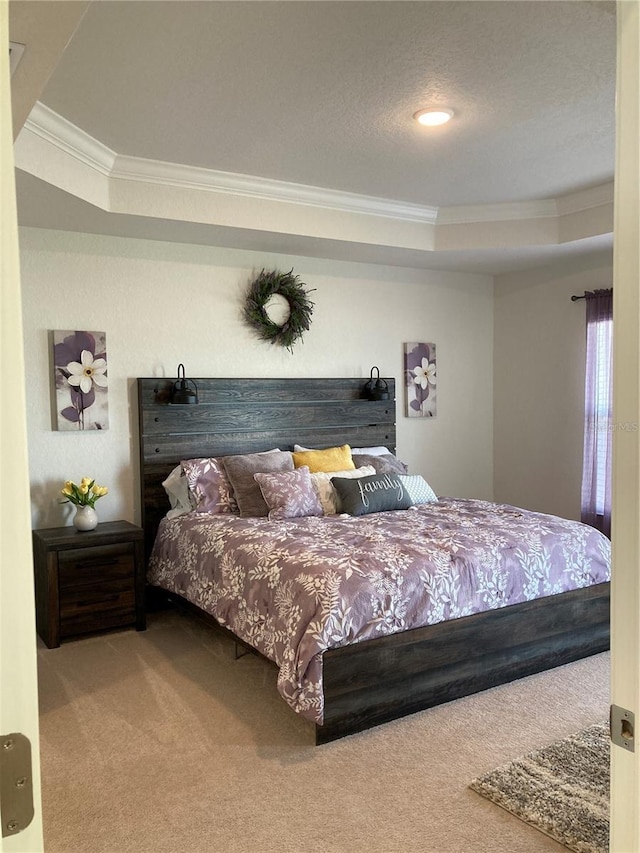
top-left (413, 358), bottom-right (436, 389)
top-left (66, 350), bottom-right (108, 394)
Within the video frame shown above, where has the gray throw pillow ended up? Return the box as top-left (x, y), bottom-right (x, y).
top-left (222, 451), bottom-right (294, 517)
top-left (352, 453), bottom-right (408, 475)
top-left (332, 473), bottom-right (412, 517)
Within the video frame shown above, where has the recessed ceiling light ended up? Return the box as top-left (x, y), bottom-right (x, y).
top-left (414, 108), bottom-right (454, 127)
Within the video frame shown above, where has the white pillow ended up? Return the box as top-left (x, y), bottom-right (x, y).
top-left (294, 443), bottom-right (392, 457)
top-left (162, 465), bottom-right (195, 519)
top-left (311, 465), bottom-right (376, 515)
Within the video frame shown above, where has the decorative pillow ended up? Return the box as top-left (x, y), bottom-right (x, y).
top-left (295, 444), bottom-right (391, 456)
top-left (292, 444), bottom-right (354, 473)
top-left (350, 446), bottom-right (391, 456)
top-left (222, 450), bottom-right (294, 517)
top-left (398, 474), bottom-right (438, 505)
top-left (332, 473), bottom-right (412, 517)
top-left (352, 453), bottom-right (408, 475)
top-left (254, 466), bottom-right (323, 520)
top-left (161, 465), bottom-right (195, 518)
top-left (181, 457), bottom-right (238, 515)
top-left (311, 465), bottom-right (376, 514)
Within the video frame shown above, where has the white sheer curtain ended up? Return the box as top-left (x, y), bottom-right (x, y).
top-left (580, 289), bottom-right (613, 537)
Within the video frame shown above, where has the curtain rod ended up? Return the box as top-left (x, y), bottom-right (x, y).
top-left (571, 294), bottom-right (586, 301)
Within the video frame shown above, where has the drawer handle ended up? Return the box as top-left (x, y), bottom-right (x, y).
top-left (77, 594), bottom-right (121, 606)
top-left (75, 558), bottom-right (119, 569)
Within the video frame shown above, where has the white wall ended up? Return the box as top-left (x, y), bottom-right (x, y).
top-left (20, 227), bottom-right (494, 528)
top-left (493, 249), bottom-right (613, 520)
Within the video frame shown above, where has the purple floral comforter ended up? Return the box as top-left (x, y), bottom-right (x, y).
top-left (147, 499), bottom-right (611, 724)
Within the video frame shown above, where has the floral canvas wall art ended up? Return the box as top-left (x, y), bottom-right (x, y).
top-left (405, 342), bottom-right (437, 418)
top-left (52, 330), bottom-right (109, 430)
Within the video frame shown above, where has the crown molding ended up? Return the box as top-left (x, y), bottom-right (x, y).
top-left (24, 102), bottom-right (116, 176)
top-left (24, 102), bottom-right (438, 224)
top-left (437, 198), bottom-right (559, 225)
top-left (19, 101), bottom-right (614, 244)
top-left (555, 181), bottom-right (614, 215)
top-left (436, 183), bottom-right (614, 227)
top-left (111, 154), bottom-right (439, 223)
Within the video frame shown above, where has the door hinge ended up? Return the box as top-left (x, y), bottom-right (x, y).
top-left (610, 705), bottom-right (635, 752)
top-left (0, 733), bottom-right (34, 837)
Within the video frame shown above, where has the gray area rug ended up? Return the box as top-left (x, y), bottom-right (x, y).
top-left (470, 723), bottom-right (609, 853)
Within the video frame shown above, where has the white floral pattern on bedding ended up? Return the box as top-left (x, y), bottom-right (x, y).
top-left (147, 498), bottom-right (611, 725)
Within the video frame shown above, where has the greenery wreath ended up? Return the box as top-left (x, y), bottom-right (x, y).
top-left (244, 268), bottom-right (315, 352)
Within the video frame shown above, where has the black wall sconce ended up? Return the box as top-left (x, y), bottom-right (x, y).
top-left (363, 366), bottom-right (390, 401)
top-left (170, 364), bottom-right (199, 404)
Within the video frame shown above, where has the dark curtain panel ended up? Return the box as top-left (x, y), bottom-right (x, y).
top-left (581, 288), bottom-right (613, 538)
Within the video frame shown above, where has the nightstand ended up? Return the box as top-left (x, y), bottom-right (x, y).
top-left (32, 520), bottom-right (146, 648)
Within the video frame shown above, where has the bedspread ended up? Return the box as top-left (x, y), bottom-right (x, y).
top-left (147, 499), bottom-right (611, 724)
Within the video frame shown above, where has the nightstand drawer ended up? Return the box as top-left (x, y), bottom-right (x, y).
top-left (60, 580), bottom-right (135, 637)
top-left (58, 543), bottom-right (135, 587)
top-left (60, 604), bottom-right (136, 638)
top-left (60, 576), bottom-right (133, 609)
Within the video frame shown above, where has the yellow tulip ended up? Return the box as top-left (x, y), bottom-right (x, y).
top-left (60, 477), bottom-right (107, 507)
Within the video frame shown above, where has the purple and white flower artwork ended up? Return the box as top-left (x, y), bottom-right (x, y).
top-left (52, 330), bottom-right (109, 430)
top-left (405, 342), bottom-right (437, 418)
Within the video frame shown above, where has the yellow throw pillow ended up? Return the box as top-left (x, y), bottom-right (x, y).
top-left (292, 444), bottom-right (355, 473)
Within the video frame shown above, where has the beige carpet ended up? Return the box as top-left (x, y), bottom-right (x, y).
top-left (37, 610), bottom-right (610, 853)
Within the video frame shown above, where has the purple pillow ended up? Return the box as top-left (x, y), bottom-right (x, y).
top-left (254, 466), bottom-right (323, 520)
top-left (181, 457), bottom-right (238, 514)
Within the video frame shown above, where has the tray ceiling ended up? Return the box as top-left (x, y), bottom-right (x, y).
top-left (11, 0), bottom-right (616, 274)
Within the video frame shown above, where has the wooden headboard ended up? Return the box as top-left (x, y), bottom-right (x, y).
top-left (137, 377), bottom-right (396, 558)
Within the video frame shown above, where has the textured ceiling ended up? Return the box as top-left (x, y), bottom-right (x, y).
top-left (37, 0), bottom-right (616, 209)
top-left (12, 0), bottom-right (617, 274)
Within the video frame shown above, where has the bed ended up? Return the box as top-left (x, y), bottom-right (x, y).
top-left (138, 377), bottom-right (611, 744)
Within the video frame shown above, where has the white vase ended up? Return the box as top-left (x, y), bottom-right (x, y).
top-left (73, 505), bottom-right (98, 531)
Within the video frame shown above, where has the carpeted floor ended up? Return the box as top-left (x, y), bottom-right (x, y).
top-left (470, 723), bottom-right (609, 853)
top-left (37, 609), bottom-right (610, 853)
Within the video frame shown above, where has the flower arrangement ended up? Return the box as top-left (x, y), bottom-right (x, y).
top-left (60, 477), bottom-right (108, 508)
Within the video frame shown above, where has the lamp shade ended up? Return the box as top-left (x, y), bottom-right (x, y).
top-left (170, 364), bottom-right (199, 404)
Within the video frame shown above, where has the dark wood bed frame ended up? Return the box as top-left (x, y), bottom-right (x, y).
top-left (138, 376), bottom-right (610, 744)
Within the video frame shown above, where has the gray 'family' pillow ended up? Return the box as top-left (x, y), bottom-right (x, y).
top-left (331, 473), bottom-right (412, 517)
top-left (221, 450), bottom-right (294, 517)
top-left (352, 453), bottom-right (408, 475)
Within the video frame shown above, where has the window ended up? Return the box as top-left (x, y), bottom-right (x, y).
top-left (591, 317), bottom-right (612, 514)
top-left (581, 290), bottom-right (613, 537)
